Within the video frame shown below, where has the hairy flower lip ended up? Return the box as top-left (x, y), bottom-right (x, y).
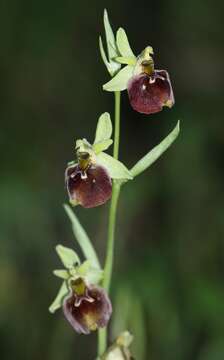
top-left (127, 69), bottom-right (174, 115)
top-left (63, 282), bottom-right (112, 334)
top-left (65, 163), bottom-right (112, 208)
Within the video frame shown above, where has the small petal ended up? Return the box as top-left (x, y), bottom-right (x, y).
top-left (127, 70), bottom-right (174, 115)
top-left (65, 163), bottom-right (112, 208)
top-left (63, 284), bottom-right (112, 334)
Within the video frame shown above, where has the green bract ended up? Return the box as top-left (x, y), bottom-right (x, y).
top-left (64, 204), bottom-right (101, 270)
top-left (73, 112), bottom-right (133, 181)
top-left (103, 65), bottom-right (134, 92)
top-left (97, 152), bottom-right (132, 180)
top-left (130, 121), bottom-right (180, 178)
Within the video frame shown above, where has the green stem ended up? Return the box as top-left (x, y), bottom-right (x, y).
top-left (97, 91), bottom-right (121, 357)
top-left (97, 328), bottom-right (107, 359)
top-left (113, 91), bottom-right (121, 160)
top-left (103, 182), bottom-right (121, 292)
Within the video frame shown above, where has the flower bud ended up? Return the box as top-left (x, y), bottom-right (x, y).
top-left (65, 152), bottom-right (112, 208)
top-left (100, 331), bottom-right (134, 359)
top-left (63, 278), bottom-right (112, 334)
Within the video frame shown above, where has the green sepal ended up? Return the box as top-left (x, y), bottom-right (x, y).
top-left (49, 281), bottom-right (69, 313)
top-left (97, 152), bottom-right (133, 180)
top-left (130, 121), bottom-right (180, 178)
top-left (116, 27), bottom-right (135, 58)
top-left (103, 65), bottom-right (133, 92)
top-left (56, 244), bottom-right (80, 269)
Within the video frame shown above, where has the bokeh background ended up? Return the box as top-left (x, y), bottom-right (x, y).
top-left (1, 0), bottom-right (223, 359)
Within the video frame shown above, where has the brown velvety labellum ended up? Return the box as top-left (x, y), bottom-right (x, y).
top-left (127, 70), bottom-right (174, 115)
top-left (63, 285), bottom-right (112, 334)
top-left (65, 163), bottom-right (112, 208)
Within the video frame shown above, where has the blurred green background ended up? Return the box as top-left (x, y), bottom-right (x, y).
top-left (0, 0), bottom-right (223, 359)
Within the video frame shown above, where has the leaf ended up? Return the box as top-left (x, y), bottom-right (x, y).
top-left (97, 152), bottom-right (133, 180)
top-left (93, 139), bottom-right (113, 154)
top-left (103, 65), bottom-right (133, 92)
top-left (53, 269), bottom-right (70, 280)
top-left (103, 9), bottom-right (120, 75)
top-left (116, 28), bottom-right (135, 58)
top-left (94, 112), bottom-right (113, 144)
top-left (63, 205), bottom-right (101, 270)
top-left (130, 121), bottom-right (180, 178)
top-left (49, 281), bottom-right (69, 313)
top-left (115, 56), bottom-right (136, 66)
top-left (56, 244), bottom-right (80, 269)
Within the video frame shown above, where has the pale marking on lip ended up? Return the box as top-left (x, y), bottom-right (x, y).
top-left (81, 172), bottom-right (88, 180)
top-left (149, 77), bottom-right (156, 84)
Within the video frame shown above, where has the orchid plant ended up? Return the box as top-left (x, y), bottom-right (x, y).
top-left (49, 10), bottom-right (180, 360)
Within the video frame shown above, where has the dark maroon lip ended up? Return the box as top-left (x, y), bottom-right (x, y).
top-left (65, 163), bottom-right (112, 208)
top-left (127, 70), bottom-right (174, 115)
top-left (63, 285), bottom-right (112, 334)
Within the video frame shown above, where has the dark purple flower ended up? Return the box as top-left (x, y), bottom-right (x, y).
top-left (128, 69), bottom-right (174, 115)
top-left (65, 152), bottom-right (112, 208)
top-left (63, 278), bottom-right (112, 334)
